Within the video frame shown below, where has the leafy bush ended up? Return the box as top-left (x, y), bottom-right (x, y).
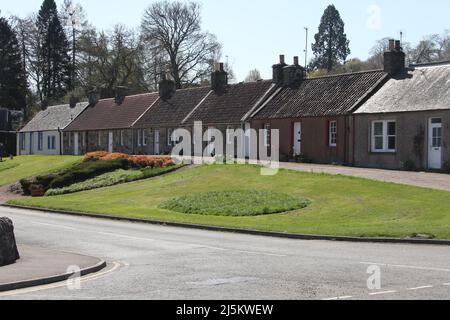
top-left (159, 190), bottom-right (310, 216)
top-left (20, 158), bottom-right (129, 194)
top-left (45, 165), bottom-right (182, 196)
top-left (48, 158), bottom-right (129, 189)
top-left (83, 151), bottom-right (109, 162)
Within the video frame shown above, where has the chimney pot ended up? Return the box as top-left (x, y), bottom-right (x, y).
top-left (395, 40), bottom-right (401, 51)
top-left (293, 56), bottom-right (299, 65)
top-left (389, 39), bottom-right (395, 51)
top-left (279, 55), bottom-right (285, 64)
top-left (69, 96), bottom-right (79, 108)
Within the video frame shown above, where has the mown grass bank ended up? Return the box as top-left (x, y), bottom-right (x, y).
top-left (9, 164), bottom-right (450, 239)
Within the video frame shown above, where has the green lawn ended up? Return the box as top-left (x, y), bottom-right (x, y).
top-left (8, 164), bottom-right (450, 239)
top-left (0, 155), bottom-right (82, 187)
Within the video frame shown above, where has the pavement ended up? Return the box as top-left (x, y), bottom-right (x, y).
top-left (0, 206), bottom-right (449, 300)
top-left (279, 162), bottom-right (450, 192)
top-left (0, 245), bottom-right (105, 292)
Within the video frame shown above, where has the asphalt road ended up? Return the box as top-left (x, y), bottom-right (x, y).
top-left (1, 206), bottom-right (449, 300)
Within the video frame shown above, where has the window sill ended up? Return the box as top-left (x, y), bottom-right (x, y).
top-left (370, 151), bottom-right (397, 155)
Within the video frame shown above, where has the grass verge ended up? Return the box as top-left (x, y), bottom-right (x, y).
top-left (8, 165), bottom-right (450, 239)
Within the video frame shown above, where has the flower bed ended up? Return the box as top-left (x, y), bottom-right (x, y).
top-left (84, 152), bottom-right (174, 168)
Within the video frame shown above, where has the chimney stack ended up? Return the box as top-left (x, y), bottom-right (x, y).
top-left (41, 99), bottom-right (48, 111)
top-left (114, 86), bottom-right (128, 105)
top-left (69, 96), bottom-right (79, 108)
top-left (211, 62), bottom-right (228, 92)
top-left (282, 56), bottom-right (306, 87)
top-left (272, 54), bottom-right (287, 85)
top-left (158, 69), bottom-right (176, 100)
top-left (88, 88), bottom-right (100, 106)
top-left (384, 39), bottom-right (406, 75)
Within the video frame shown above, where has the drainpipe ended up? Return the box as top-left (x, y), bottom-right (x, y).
top-left (58, 127), bottom-right (62, 155)
top-left (131, 128), bottom-right (135, 155)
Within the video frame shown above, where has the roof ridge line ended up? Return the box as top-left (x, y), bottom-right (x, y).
top-left (306, 69), bottom-right (385, 80)
top-left (241, 83), bottom-right (278, 122)
top-left (181, 90), bottom-right (213, 125)
top-left (131, 96), bottom-right (161, 128)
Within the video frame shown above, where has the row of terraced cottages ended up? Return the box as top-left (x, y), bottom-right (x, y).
top-left (18, 40), bottom-right (450, 171)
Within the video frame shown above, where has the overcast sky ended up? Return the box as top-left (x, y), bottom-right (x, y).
top-left (2, 0), bottom-right (449, 81)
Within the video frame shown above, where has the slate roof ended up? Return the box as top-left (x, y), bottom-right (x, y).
top-left (183, 80), bottom-right (275, 125)
top-left (355, 62), bottom-right (450, 114)
top-left (133, 86), bottom-right (211, 128)
top-left (253, 70), bottom-right (387, 119)
top-left (64, 93), bottom-right (159, 131)
top-left (20, 102), bottom-right (89, 132)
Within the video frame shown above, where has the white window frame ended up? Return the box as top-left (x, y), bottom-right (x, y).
top-left (329, 121), bottom-right (337, 147)
top-left (20, 133), bottom-right (25, 150)
top-left (137, 129), bottom-right (142, 146)
top-left (142, 129), bottom-right (147, 146)
top-left (67, 132), bottom-right (71, 148)
top-left (38, 132), bottom-right (43, 151)
top-left (167, 128), bottom-right (174, 147)
top-left (98, 131), bottom-right (102, 146)
top-left (371, 120), bottom-right (396, 153)
top-left (120, 130), bottom-right (124, 146)
top-left (264, 123), bottom-right (271, 148)
top-left (51, 136), bottom-right (56, 150)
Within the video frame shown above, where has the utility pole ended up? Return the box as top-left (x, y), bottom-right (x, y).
top-left (304, 27), bottom-right (309, 71)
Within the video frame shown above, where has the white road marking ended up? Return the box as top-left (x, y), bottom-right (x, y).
top-left (323, 296), bottom-right (353, 300)
top-left (25, 220), bottom-right (286, 257)
top-left (360, 262), bottom-right (450, 273)
top-left (407, 285), bottom-right (433, 291)
top-left (443, 283), bottom-right (450, 286)
top-left (369, 290), bottom-right (398, 296)
top-left (31, 221), bottom-right (78, 231)
top-left (0, 261), bottom-right (121, 297)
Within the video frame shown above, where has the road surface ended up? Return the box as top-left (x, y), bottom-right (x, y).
top-left (1, 206), bottom-right (449, 300)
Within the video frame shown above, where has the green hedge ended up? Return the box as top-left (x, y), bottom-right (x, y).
top-left (20, 159), bottom-right (130, 195)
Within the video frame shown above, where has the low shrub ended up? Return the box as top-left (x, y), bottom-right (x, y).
top-left (20, 158), bottom-right (130, 194)
top-left (294, 154), bottom-right (313, 164)
top-left (83, 151), bottom-right (174, 168)
top-left (48, 158), bottom-right (129, 189)
top-left (46, 165), bottom-right (182, 196)
top-left (83, 151), bottom-right (109, 162)
top-left (159, 190), bottom-right (310, 216)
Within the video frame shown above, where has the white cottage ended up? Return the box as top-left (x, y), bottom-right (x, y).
top-left (17, 102), bottom-right (89, 155)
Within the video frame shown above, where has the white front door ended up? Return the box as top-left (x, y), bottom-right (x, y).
top-left (154, 130), bottom-right (160, 155)
top-left (108, 131), bottom-right (113, 153)
top-left (293, 122), bottom-right (302, 156)
top-left (244, 123), bottom-right (251, 158)
top-left (74, 132), bottom-right (79, 156)
top-left (428, 118), bottom-right (443, 169)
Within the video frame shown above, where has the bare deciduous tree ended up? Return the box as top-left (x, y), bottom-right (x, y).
top-left (141, 0), bottom-right (222, 89)
top-left (245, 69), bottom-right (262, 82)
